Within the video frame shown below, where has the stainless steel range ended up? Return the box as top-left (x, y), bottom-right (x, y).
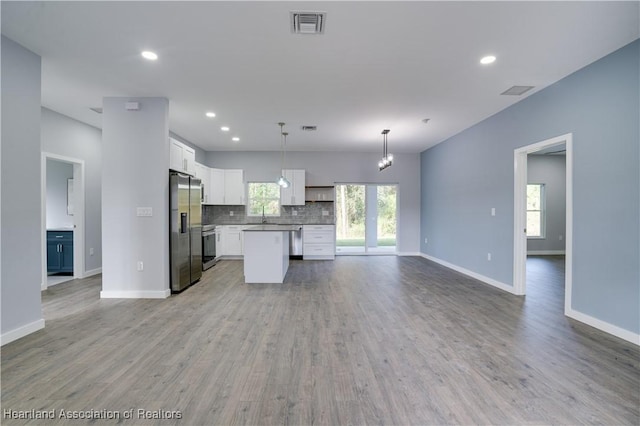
top-left (202, 224), bottom-right (218, 270)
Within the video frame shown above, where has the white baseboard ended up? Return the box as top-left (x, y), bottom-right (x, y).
top-left (1, 319), bottom-right (45, 346)
top-left (566, 308), bottom-right (639, 346)
top-left (397, 252), bottom-right (422, 256)
top-left (527, 250), bottom-right (566, 255)
top-left (100, 289), bottom-right (170, 299)
top-left (419, 254), bottom-right (639, 346)
top-left (84, 267), bottom-right (102, 277)
top-left (420, 253), bottom-right (518, 295)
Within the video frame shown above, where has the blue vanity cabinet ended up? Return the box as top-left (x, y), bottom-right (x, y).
top-left (47, 231), bottom-right (73, 273)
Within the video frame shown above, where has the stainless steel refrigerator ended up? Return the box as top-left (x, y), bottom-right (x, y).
top-left (170, 172), bottom-right (202, 292)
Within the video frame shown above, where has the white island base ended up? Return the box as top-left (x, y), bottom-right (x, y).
top-left (243, 227), bottom-right (294, 283)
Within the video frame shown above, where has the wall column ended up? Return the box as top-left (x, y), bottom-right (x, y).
top-left (101, 97), bottom-right (170, 298)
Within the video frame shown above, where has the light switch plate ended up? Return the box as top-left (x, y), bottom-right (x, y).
top-left (292, 210), bottom-right (298, 216)
top-left (322, 210), bottom-right (329, 216)
top-left (136, 207), bottom-right (153, 217)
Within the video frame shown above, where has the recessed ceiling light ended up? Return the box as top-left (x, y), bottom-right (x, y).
top-left (221, 126), bottom-right (230, 132)
top-left (480, 55), bottom-right (496, 65)
top-left (141, 51), bottom-right (158, 61)
top-left (232, 137), bottom-right (240, 142)
top-left (205, 112), bottom-right (216, 118)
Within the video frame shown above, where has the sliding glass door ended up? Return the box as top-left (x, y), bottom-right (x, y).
top-left (335, 184), bottom-right (397, 254)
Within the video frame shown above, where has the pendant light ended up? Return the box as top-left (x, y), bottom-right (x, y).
top-left (378, 129), bottom-right (393, 171)
top-left (277, 122), bottom-right (290, 188)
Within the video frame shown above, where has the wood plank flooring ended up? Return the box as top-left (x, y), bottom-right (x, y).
top-left (1, 256), bottom-right (638, 425)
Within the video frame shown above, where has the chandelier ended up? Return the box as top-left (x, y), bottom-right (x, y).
top-left (378, 129), bottom-right (393, 171)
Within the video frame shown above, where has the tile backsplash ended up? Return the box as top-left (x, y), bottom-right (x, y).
top-left (203, 202), bottom-right (335, 225)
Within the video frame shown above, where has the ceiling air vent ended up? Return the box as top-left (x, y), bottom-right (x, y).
top-left (301, 125), bottom-right (317, 131)
top-left (290, 11), bottom-right (326, 34)
top-left (501, 86), bottom-right (535, 96)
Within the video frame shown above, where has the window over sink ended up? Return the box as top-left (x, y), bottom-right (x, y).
top-left (247, 182), bottom-right (280, 216)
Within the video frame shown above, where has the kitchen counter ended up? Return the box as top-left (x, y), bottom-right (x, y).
top-left (47, 228), bottom-right (74, 232)
top-left (244, 224), bottom-right (302, 232)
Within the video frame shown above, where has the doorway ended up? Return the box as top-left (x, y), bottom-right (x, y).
top-left (41, 153), bottom-right (85, 290)
top-left (335, 184), bottom-right (397, 254)
top-left (513, 133), bottom-right (572, 315)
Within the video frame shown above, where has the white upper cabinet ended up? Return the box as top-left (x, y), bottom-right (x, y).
top-left (224, 169), bottom-right (245, 205)
top-left (194, 162), bottom-right (210, 203)
top-left (280, 169), bottom-right (305, 205)
top-left (209, 168), bottom-right (244, 205)
top-left (169, 138), bottom-right (184, 172)
top-left (169, 137), bottom-right (196, 176)
top-left (209, 168), bottom-right (225, 205)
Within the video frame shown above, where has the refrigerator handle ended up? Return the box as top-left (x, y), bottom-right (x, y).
top-left (180, 212), bottom-right (188, 233)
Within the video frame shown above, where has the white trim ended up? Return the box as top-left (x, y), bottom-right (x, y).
top-left (513, 149), bottom-right (528, 295)
top-left (566, 308), bottom-right (639, 346)
top-left (420, 253), bottom-right (518, 295)
top-left (513, 133), bottom-right (572, 299)
top-left (84, 267), bottom-right (102, 277)
top-left (527, 250), bottom-right (566, 255)
top-left (100, 289), bottom-right (171, 299)
top-left (397, 252), bottom-right (422, 256)
top-left (41, 152), bottom-right (86, 290)
top-left (72, 162), bottom-right (86, 279)
top-left (1, 319), bottom-right (45, 346)
top-left (564, 136), bottom-right (574, 318)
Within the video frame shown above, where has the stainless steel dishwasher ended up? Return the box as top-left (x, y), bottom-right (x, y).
top-left (289, 226), bottom-right (303, 259)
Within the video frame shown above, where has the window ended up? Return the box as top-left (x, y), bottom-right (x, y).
top-left (527, 184), bottom-right (545, 238)
top-left (247, 182), bottom-right (280, 216)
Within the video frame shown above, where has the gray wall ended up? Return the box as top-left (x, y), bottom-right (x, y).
top-left (45, 159), bottom-right (74, 229)
top-left (41, 108), bottom-right (102, 272)
top-left (420, 40), bottom-right (639, 334)
top-left (205, 151), bottom-right (421, 253)
top-left (101, 97), bottom-right (170, 297)
top-left (527, 155), bottom-right (566, 253)
top-left (1, 36), bottom-right (43, 339)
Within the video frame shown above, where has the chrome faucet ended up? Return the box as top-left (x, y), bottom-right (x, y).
top-left (261, 206), bottom-right (267, 224)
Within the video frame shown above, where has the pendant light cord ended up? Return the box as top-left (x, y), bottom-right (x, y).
top-left (279, 122), bottom-right (286, 171)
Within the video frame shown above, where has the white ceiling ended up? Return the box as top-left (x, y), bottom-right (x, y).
top-left (2, 1), bottom-right (638, 153)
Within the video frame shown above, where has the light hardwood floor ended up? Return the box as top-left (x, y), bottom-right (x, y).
top-left (2, 256), bottom-right (638, 425)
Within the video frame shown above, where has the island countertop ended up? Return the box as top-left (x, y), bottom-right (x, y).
top-left (243, 224), bottom-right (302, 232)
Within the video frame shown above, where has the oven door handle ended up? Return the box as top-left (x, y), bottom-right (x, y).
top-left (202, 230), bottom-right (216, 237)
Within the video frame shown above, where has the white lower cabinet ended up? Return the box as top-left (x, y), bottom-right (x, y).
top-left (220, 225), bottom-right (244, 256)
top-left (303, 225), bottom-right (335, 260)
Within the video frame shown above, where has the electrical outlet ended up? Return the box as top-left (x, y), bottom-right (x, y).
top-left (292, 210), bottom-right (298, 216)
top-left (137, 261), bottom-right (144, 271)
top-left (322, 210), bottom-right (329, 216)
top-left (424, 238), bottom-right (428, 244)
top-left (559, 235), bottom-right (563, 241)
top-left (491, 207), bottom-right (496, 216)
top-left (89, 247), bottom-right (94, 256)
top-left (487, 253), bottom-right (492, 261)
top-left (230, 211), bottom-right (234, 216)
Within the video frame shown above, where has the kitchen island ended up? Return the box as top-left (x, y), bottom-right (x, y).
top-left (242, 225), bottom-right (302, 283)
